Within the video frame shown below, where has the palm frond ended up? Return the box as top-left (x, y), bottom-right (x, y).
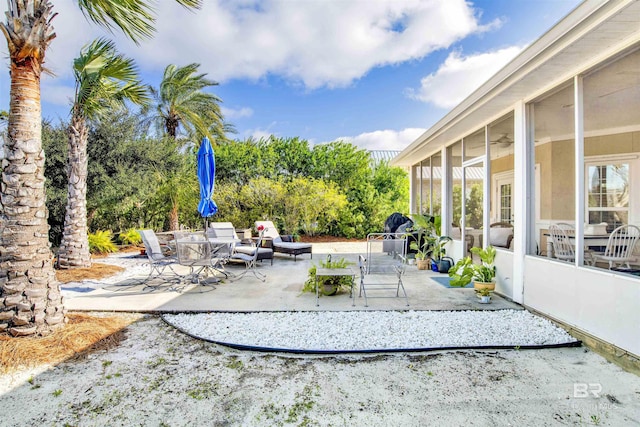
top-left (72, 37), bottom-right (150, 120)
top-left (77, 0), bottom-right (202, 44)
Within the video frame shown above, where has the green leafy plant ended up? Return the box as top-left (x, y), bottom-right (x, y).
top-left (477, 287), bottom-right (491, 297)
top-left (303, 255), bottom-right (353, 296)
top-left (407, 214), bottom-right (435, 260)
top-left (428, 235), bottom-right (453, 261)
top-left (448, 246), bottom-right (497, 287)
top-left (118, 228), bottom-right (142, 246)
top-left (407, 214), bottom-right (451, 261)
top-left (88, 230), bottom-right (118, 254)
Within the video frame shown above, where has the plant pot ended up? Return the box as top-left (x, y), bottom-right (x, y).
top-left (322, 283), bottom-right (339, 296)
top-left (473, 281), bottom-right (495, 292)
top-left (479, 295), bottom-right (491, 304)
top-left (139, 248), bottom-right (146, 256)
top-left (436, 257), bottom-right (454, 273)
top-left (416, 259), bottom-right (430, 270)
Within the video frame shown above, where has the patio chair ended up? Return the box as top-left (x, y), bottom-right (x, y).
top-left (209, 222), bottom-right (274, 265)
top-left (591, 224), bottom-right (640, 269)
top-left (358, 255), bottom-right (409, 307)
top-left (548, 223), bottom-right (575, 262)
top-left (229, 232), bottom-right (266, 282)
top-left (137, 229), bottom-right (182, 285)
top-left (255, 221), bottom-right (312, 261)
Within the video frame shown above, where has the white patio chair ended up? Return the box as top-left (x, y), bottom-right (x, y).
top-left (549, 223), bottom-right (575, 262)
top-left (591, 224), bottom-right (640, 269)
top-left (209, 222), bottom-right (274, 264)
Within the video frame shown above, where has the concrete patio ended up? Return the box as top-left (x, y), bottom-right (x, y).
top-left (64, 241), bottom-right (522, 313)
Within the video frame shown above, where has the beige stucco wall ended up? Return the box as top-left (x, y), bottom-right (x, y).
top-left (585, 130), bottom-right (640, 156)
top-left (490, 155), bottom-right (514, 175)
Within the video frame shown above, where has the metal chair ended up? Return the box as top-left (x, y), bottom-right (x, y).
top-left (358, 255), bottom-right (408, 307)
top-left (548, 223), bottom-right (575, 262)
top-left (137, 229), bottom-right (182, 287)
top-left (592, 224), bottom-right (640, 269)
top-left (209, 222), bottom-right (274, 265)
top-left (229, 233), bottom-right (266, 282)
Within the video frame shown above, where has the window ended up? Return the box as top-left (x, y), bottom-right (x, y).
top-left (586, 161), bottom-right (629, 232)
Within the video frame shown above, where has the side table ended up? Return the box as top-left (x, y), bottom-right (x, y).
top-left (315, 267), bottom-right (355, 307)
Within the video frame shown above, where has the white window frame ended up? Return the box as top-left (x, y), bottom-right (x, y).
top-left (584, 153), bottom-right (639, 228)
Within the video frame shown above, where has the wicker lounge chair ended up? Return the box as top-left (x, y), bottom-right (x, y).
top-left (255, 221), bottom-right (312, 261)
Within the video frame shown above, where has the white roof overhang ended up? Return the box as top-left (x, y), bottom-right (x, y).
top-left (393, 0), bottom-right (640, 167)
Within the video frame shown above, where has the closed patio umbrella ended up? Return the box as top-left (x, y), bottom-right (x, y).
top-left (197, 137), bottom-right (218, 228)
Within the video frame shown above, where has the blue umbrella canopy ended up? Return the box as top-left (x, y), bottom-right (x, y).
top-left (197, 137), bottom-right (218, 218)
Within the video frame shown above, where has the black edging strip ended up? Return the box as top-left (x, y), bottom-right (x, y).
top-left (160, 315), bottom-right (582, 355)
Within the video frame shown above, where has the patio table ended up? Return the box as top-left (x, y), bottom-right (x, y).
top-left (315, 267), bottom-right (355, 307)
top-left (545, 233), bottom-right (610, 258)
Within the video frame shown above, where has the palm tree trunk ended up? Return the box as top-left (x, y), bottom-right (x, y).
top-left (57, 115), bottom-right (91, 268)
top-left (169, 201), bottom-right (180, 231)
top-left (0, 58), bottom-right (66, 336)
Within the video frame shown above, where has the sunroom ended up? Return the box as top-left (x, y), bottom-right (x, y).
top-left (393, 0), bottom-right (640, 360)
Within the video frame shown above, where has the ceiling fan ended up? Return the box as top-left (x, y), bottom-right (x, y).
top-left (490, 134), bottom-right (513, 147)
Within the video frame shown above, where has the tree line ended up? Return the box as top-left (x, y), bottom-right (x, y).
top-left (42, 114), bottom-right (409, 244)
top-left (0, 0), bottom-right (406, 337)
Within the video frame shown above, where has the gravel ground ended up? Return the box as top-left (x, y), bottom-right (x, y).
top-left (164, 310), bottom-right (578, 352)
top-left (2, 314), bottom-right (639, 427)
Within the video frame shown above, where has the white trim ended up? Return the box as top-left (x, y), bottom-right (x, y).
top-left (586, 153), bottom-right (639, 162)
top-left (584, 155), bottom-right (637, 228)
top-left (493, 171), bottom-right (515, 224)
top-left (574, 75), bottom-right (585, 266)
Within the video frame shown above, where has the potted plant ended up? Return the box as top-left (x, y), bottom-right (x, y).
top-left (406, 214), bottom-right (436, 270)
top-left (303, 255), bottom-right (353, 296)
top-left (428, 235), bottom-right (453, 272)
top-left (448, 245), bottom-right (497, 290)
top-left (406, 214), bottom-right (452, 271)
top-left (477, 287), bottom-right (491, 303)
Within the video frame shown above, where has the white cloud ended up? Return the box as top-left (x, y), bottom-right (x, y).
top-left (221, 106), bottom-right (254, 120)
top-left (334, 128), bottom-right (426, 151)
top-left (40, 79), bottom-right (74, 108)
top-left (407, 45), bottom-right (524, 108)
top-left (242, 121), bottom-right (280, 141)
top-left (44, 0), bottom-right (499, 90)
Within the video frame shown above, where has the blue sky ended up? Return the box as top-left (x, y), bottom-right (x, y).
top-left (0, 0), bottom-right (581, 150)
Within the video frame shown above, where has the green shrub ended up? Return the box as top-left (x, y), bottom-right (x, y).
top-left (118, 228), bottom-right (142, 245)
top-left (88, 230), bottom-right (118, 254)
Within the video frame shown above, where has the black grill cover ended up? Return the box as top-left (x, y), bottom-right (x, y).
top-left (384, 213), bottom-right (412, 233)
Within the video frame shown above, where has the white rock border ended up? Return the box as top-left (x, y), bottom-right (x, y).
top-left (163, 309), bottom-right (579, 352)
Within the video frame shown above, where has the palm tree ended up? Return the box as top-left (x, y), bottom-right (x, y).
top-left (0, 0), bottom-right (201, 336)
top-left (146, 63), bottom-right (224, 140)
top-left (144, 63), bottom-right (225, 230)
top-left (57, 38), bottom-right (150, 269)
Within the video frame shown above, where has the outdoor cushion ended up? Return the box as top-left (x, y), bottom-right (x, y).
top-left (234, 246), bottom-right (273, 265)
top-left (255, 220), bottom-right (312, 261)
top-left (490, 228), bottom-right (513, 248)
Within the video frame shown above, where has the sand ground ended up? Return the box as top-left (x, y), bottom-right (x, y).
top-left (1, 313), bottom-right (639, 427)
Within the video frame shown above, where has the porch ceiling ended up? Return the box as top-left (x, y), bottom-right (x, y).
top-left (394, 0), bottom-right (640, 166)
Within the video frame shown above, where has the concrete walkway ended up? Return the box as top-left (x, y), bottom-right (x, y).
top-left (64, 242), bottom-right (522, 313)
